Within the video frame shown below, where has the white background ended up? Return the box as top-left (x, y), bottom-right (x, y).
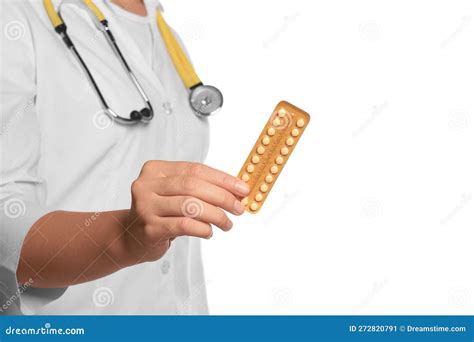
top-left (164, 0), bottom-right (474, 314)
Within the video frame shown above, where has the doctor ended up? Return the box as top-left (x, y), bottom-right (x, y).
top-left (0, 0), bottom-right (249, 315)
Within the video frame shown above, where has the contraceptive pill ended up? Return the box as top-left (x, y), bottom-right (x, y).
top-left (237, 101), bottom-right (310, 214)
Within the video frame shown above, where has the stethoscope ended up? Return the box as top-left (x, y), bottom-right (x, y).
top-left (43, 0), bottom-right (223, 124)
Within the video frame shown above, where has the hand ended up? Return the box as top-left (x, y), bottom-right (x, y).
top-left (123, 160), bottom-right (250, 264)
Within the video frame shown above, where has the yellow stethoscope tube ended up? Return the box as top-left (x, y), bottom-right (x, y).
top-left (155, 11), bottom-right (201, 89)
top-left (43, 0), bottom-right (223, 122)
top-left (82, 0), bottom-right (106, 22)
top-left (44, 0), bottom-right (106, 27)
top-left (43, 0), bottom-right (63, 29)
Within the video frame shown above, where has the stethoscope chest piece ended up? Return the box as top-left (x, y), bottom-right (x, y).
top-left (189, 85), bottom-right (223, 117)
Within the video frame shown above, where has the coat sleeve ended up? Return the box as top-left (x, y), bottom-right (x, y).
top-left (0, 1), bottom-right (65, 315)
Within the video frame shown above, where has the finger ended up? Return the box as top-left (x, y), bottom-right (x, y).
top-left (139, 160), bottom-right (166, 179)
top-left (157, 217), bottom-right (213, 240)
top-left (152, 176), bottom-right (245, 215)
top-left (141, 161), bottom-right (250, 197)
top-left (154, 196), bottom-right (233, 231)
top-left (182, 162), bottom-right (250, 197)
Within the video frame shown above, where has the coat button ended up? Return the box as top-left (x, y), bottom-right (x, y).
top-left (161, 260), bottom-right (171, 275)
top-left (162, 102), bottom-right (173, 115)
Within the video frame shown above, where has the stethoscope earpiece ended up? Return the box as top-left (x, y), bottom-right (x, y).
top-left (129, 108), bottom-right (153, 123)
top-left (140, 107), bottom-right (153, 121)
top-left (130, 110), bottom-right (142, 121)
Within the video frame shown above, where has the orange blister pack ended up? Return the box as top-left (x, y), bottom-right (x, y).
top-left (237, 101), bottom-right (310, 213)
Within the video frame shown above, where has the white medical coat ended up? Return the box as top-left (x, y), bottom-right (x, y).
top-left (0, 0), bottom-right (210, 315)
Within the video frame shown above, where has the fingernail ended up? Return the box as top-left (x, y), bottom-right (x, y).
top-left (207, 230), bottom-right (213, 239)
top-left (233, 200), bottom-right (245, 214)
top-left (226, 220), bottom-right (234, 230)
top-left (235, 181), bottom-right (250, 195)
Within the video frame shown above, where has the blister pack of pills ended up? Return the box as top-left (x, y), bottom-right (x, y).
top-left (237, 101), bottom-right (310, 213)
